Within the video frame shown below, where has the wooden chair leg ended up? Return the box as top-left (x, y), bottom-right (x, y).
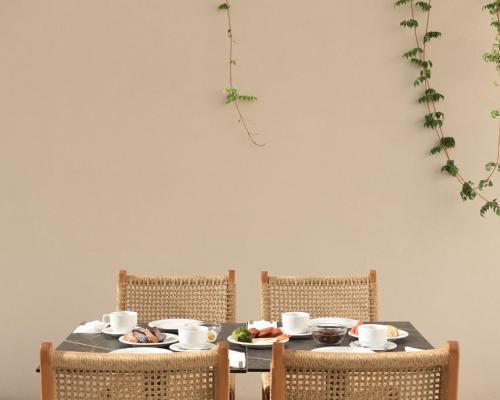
top-left (40, 342), bottom-right (54, 400)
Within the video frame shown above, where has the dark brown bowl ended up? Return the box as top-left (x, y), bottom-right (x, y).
top-left (311, 325), bottom-right (347, 345)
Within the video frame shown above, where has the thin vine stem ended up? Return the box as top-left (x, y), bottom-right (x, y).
top-left (221, 0), bottom-right (264, 146)
top-left (406, 0), bottom-right (500, 206)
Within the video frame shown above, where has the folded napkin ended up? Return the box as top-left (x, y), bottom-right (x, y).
top-left (405, 346), bottom-right (424, 352)
top-left (73, 320), bottom-right (106, 333)
top-left (229, 350), bottom-right (246, 369)
top-left (248, 320), bottom-right (278, 330)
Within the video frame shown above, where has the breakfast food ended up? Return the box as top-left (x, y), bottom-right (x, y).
top-left (351, 320), bottom-right (363, 335)
top-left (386, 325), bottom-right (400, 338)
top-left (311, 326), bottom-right (347, 345)
top-left (122, 327), bottom-right (168, 344)
top-left (232, 328), bottom-right (253, 343)
top-left (232, 327), bottom-right (286, 343)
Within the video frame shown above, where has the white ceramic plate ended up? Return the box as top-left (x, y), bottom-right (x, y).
top-left (227, 335), bottom-right (289, 348)
top-left (102, 326), bottom-right (140, 337)
top-left (110, 347), bottom-right (172, 354)
top-left (348, 329), bottom-right (409, 341)
top-left (349, 340), bottom-right (397, 351)
top-left (170, 342), bottom-right (216, 352)
top-left (309, 318), bottom-right (358, 329)
top-left (118, 333), bottom-right (179, 347)
top-left (312, 346), bottom-right (374, 353)
top-left (148, 319), bottom-right (202, 331)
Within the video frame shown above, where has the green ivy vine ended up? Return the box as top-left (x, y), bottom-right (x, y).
top-left (217, 1), bottom-right (263, 146)
top-left (396, 0), bottom-right (500, 216)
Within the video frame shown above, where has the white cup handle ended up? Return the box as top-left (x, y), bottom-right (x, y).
top-left (102, 314), bottom-right (110, 325)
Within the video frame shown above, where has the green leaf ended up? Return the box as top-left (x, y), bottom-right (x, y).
top-left (440, 137), bottom-right (455, 148)
top-left (217, 3), bottom-right (229, 10)
top-left (460, 181), bottom-right (477, 201)
top-left (415, 1), bottom-right (432, 11)
top-left (238, 95), bottom-right (257, 102)
top-left (402, 47), bottom-right (424, 59)
top-left (441, 160), bottom-right (459, 176)
top-left (480, 199), bottom-right (500, 217)
top-left (401, 19), bottom-right (419, 29)
top-left (225, 87), bottom-right (238, 104)
top-left (394, 0), bottom-right (412, 6)
top-left (485, 161), bottom-right (497, 171)
top-left (430, 146), bottom-right (442, 155)
top-left (423, 31), bottom-right (442, 43)
top-left (479, 179), bottom-right (494, 190)
top-left (418, 88), bottom-right (444, 103)
top-left (424, 112), bottom-right (444, 128)
top-left (491, 110), bottom-right (500, 118)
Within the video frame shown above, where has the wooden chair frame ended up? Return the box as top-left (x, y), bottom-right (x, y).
top-left (270, 341), bottom-right (459, 400)
top-left (40, 341), bottom-right (230, 400)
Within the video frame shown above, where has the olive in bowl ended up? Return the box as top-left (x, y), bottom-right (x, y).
top-left (311, 325), bottom-right (347, 345)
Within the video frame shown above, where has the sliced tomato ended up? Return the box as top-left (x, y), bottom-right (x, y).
top-left (351, 320), bottom-right (363, 335)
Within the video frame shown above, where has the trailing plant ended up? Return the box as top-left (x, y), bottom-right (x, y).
top-left (217, 1), bottom-right (263, 146)
top-left (396, 0), bottom-right (500, 216)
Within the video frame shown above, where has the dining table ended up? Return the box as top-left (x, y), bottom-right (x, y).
top-left (36, 321), bottom-right (433, 374)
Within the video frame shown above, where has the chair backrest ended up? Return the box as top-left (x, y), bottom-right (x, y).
top-left (270, 341), bottom-right (459, 400)
top-left (40, 341), bottom-right (230, 400)
top-left (117, 269), bottom-right (236, 323)
top-left (260, 270), bottom-right (378, 322)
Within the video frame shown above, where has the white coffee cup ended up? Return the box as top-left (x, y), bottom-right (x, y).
top-left (358, 324), bottom-right (388, 348)
top-left (282, 312), bottom-right (310, 334)
top-left (102, 311), bottom-right (137, 333)
top-left (178, 326), bottom-right (209, 348)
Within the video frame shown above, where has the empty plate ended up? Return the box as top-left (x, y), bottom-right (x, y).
top-left (148, 319), bottom-right (202, 331)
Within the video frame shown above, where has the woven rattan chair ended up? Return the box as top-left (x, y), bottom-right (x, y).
top-left (117, 269), bottom-right (236, 324)
top-left (116, 269), bottom-right (237, 400)
top-left (40, 341), bottom-right (230, 400)
top-left (260, 270), bottom-right (378, 322)
top-left (270, 341), bottom-right (459, 400)
top-left (260, 269), bottom-right (378, 399)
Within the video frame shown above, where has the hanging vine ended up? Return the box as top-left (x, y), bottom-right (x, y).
top-left (396, 0), bottom-right (500, 216)
top-left (217, 1), bottom-right (263, 146)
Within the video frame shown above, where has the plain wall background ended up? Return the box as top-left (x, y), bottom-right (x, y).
top-left (0, 0), bottom-right (499, 398)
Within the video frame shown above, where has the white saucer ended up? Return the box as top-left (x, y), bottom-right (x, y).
top-left (170, 342), bottom-right (216, 352)
top-left (284, 328), bottom-right (312, 338)
top-left (102, 326), bottom-right (139, 337)
top-left (348, 329), bottom-right (409, 341)
top-left (110, 347), bottom-right (172, 354)
top-left (312, 346), bottom-right (374, 353)
top-left (349, 340), bottom-right (397, 351)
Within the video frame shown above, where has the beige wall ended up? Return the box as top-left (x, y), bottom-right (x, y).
top-left (0, 0), bottom-right (498, 398)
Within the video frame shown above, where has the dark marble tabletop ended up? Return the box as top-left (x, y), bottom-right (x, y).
top-left (39, 321), bottom-right (432, 374)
